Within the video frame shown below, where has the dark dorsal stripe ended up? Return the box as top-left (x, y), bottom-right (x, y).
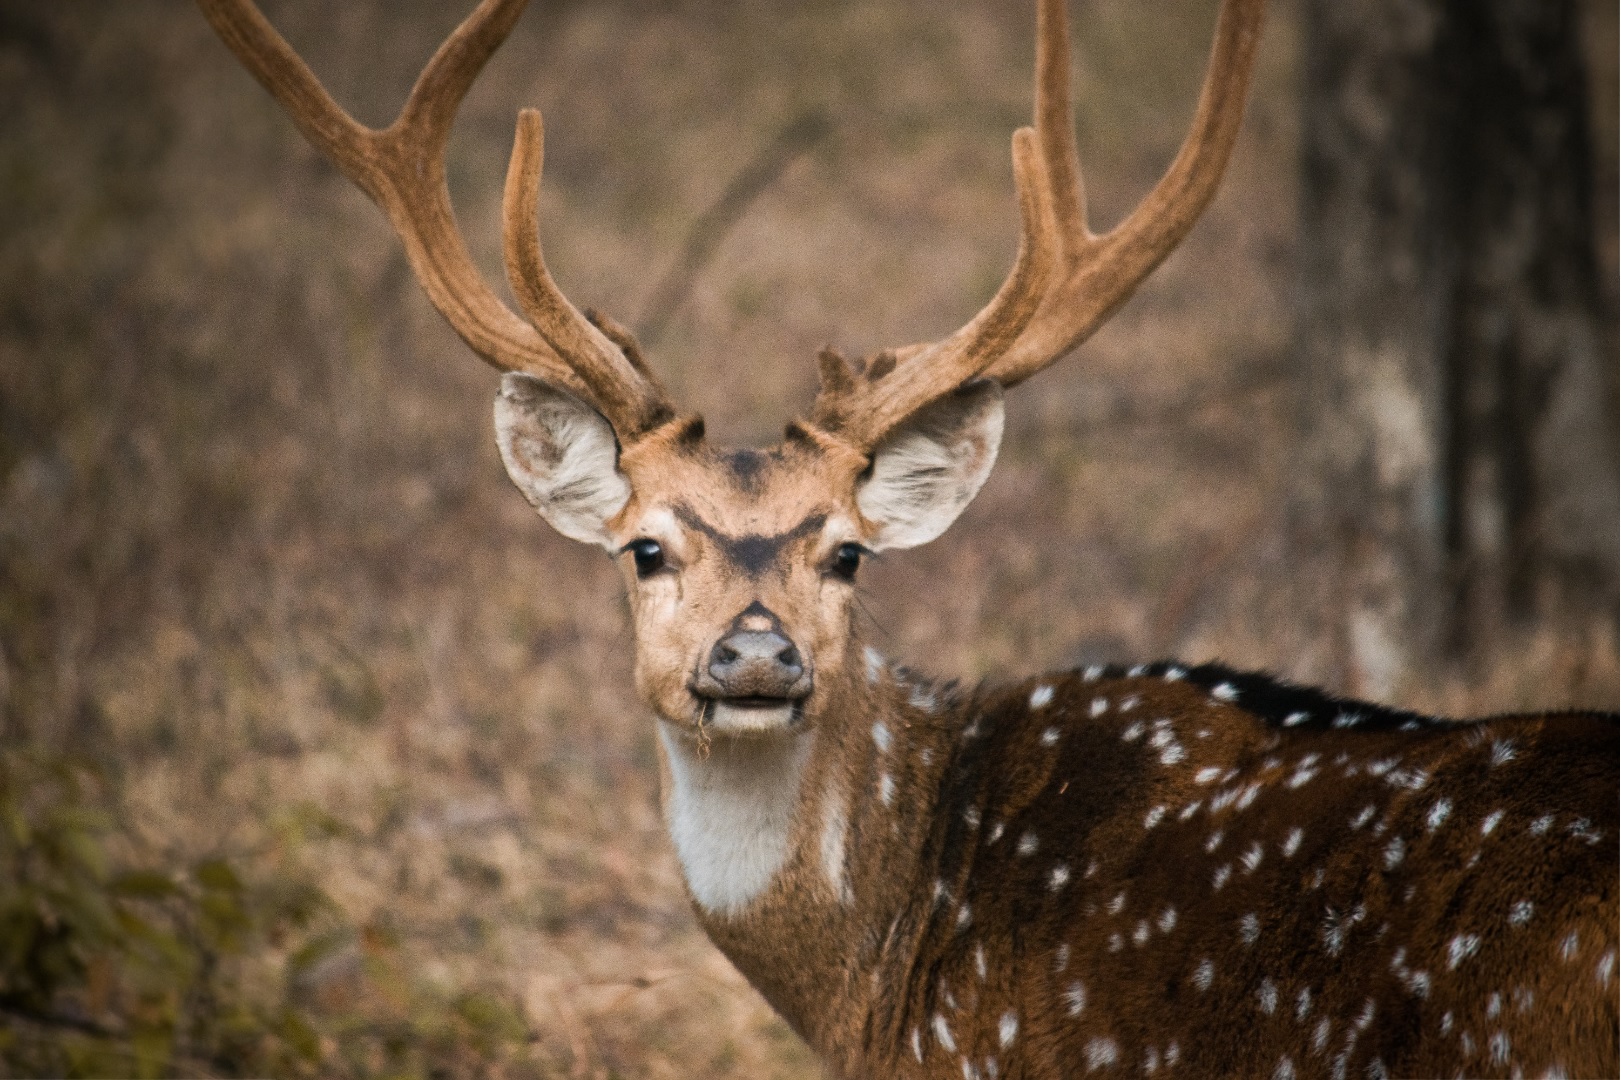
top-left (1079, 660), bottom-right (1437, 732)
top-left (674, 505), bottom-right (829, 575)
top-left (1076, 659), bottom-right (1617, 730)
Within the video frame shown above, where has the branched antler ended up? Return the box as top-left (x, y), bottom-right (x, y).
top-left (197, 0), bottom-right (673, 438)
top-left (810, 0), bottom-right (1266, 451)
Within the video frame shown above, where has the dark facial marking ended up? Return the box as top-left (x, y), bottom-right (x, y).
top-left (731, 600), bottom-right (783, 632)
top-left (722, 449), bottom-right (770, 494)
top-left (674, 506), bottom-right (829, 576)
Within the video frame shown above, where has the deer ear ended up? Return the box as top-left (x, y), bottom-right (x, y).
top-left (494, 373), bottom-right (630, 549)
top-left (857, 380), bottom-right (1004, 551)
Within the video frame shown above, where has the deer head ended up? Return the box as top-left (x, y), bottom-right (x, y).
top-left (196, 0), bottom-right (1262, 749)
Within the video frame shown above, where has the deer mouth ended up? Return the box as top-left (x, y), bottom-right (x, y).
top-left (692, 693), bottom-right (808, 735)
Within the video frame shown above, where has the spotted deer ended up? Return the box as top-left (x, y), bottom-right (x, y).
top-left (199, 0), bottom-right (1618, 1075)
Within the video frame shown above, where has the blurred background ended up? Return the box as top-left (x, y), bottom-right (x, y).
top-left (0, 0), bottom-right (1614, 1075)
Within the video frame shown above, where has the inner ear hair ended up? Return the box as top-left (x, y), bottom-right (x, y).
top-left (856, 380), bottom-right (1005, 552)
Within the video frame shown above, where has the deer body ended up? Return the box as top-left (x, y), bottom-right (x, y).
top-left (663, 658), bottom-right (1616, 1078)
top-left (197, 0), bottom-right (1619, 1075)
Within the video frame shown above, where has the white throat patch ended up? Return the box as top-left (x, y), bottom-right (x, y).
top-left (658, 725), bottom-right (813, 916)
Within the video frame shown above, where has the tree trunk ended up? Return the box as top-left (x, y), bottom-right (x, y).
top-left (1296, 0), bottom-right (1616, 698)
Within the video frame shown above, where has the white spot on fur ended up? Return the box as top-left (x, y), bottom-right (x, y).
top-left (1157, 906), bottom-right (1178, 933)
top-left (864, 647), bottom-right (886, 685)
top-left (1283, 827), bottom-right (1304, 857)
top-left (1064, 980), bottom-right (1087, 1015)
top-left (1383, 836), bottom-right (1405, 869)
top-left (1426, 799), bottom-right (1452, 832)
top-left (998, 1011), bottom-right (1018, 1048)
top-left (1489, 739), bottom-right (1516, 766)
top-left (1283, 710), bottom-right (1310, 727)
top-left (1193, 959), bottom-right (1215, 991)
top-left (1241, 842), bottom-right (1264, 873)
top-left (1447, 933), bottom-right (1481, 969)
top-left (1054, 943), bottom-right (1070, 972)
top-left (1084, 1037), bottom-right (1118, 1070)
top-left (1164, 666), bottom-right (1186, 681)
top-left (1559, 930), bottom-right (1579, 960)
top-left (1107, 891), bottom-right (1127, 914)
top-left (872, 721), bottom-right (892, 753)
top-left (1195, 766), bottom-right (1223, 784)
top-left (1090, 697), bottom-right (1110, 718)
top-left (819, 786), bottom-right (851, 904)
top-left (1286, 766), bottom-right (1318, 789)
top-left (1211, 682), bottom-right (1239, 702)
top-left (1240, 913), bottom-right (1261, 944)
top-left (912, 1027), bottom-right (923, 1062)
top-left (1258, 978), bottom-right (1278, 1014)
top-left (1017, 832), bottom-right (1039, 857)
top-left (974, 942), bottom-right (987, 981)
top-left (1274, 1056), bottom-right (1295, 1080)
top-left (1296, 987), bottom-right (1312, 1020)
top-left (1144, 805), bottom-right (1167, 829)
top-left (932, 1013), bottom-right (957, 1054)
top-left (1121, 721), bottom-right (1145, 742)
top-left (1049, 864), bottom-right (1071, 892)
top-left (1350, 805), bottom-right (1376, 830)
top-left (1030, 685), bottom-right (1054, 709)
top-left (1212, 864), bottom-right (1232, 891)
top-left (1529, 814), bottom-right (1554, 835)
top-left (1159, 742), bottom-right (1186, 766)
top-left (1133, 920), bottom-right (1151, 946)
top-left (878, 773), bottom-right (895, 806)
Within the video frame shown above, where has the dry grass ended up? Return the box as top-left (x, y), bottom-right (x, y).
top-left (1, 0), bottom-right (1614, 1075)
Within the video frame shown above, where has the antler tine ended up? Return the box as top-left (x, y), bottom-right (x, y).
top-left (810, 127), bottom-right (1057, 448)
top-left (504, 110), bottom-right (674, 438)
top-left (196, 0), bottom-right (596, 401)
top-left (983, 0), bottom-right (1267, 388)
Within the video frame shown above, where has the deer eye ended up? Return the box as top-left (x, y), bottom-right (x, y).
top-left (829, 543), bottom-right (863, 581)
top-left (626, 539), bottom-right (665, 578)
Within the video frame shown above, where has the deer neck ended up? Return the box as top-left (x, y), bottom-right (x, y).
top-left (653, 649), bottom-right (960, 1052)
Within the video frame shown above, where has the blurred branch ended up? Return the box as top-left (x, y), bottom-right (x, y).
top-left (636, 110), bottom-right (831, 347)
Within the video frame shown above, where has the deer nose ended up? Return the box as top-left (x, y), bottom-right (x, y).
top-left (707, 630), bottom-right (805, 698)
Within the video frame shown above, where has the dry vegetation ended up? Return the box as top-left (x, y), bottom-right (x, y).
top-left (0, 0), bottom-right (1614, 1075)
